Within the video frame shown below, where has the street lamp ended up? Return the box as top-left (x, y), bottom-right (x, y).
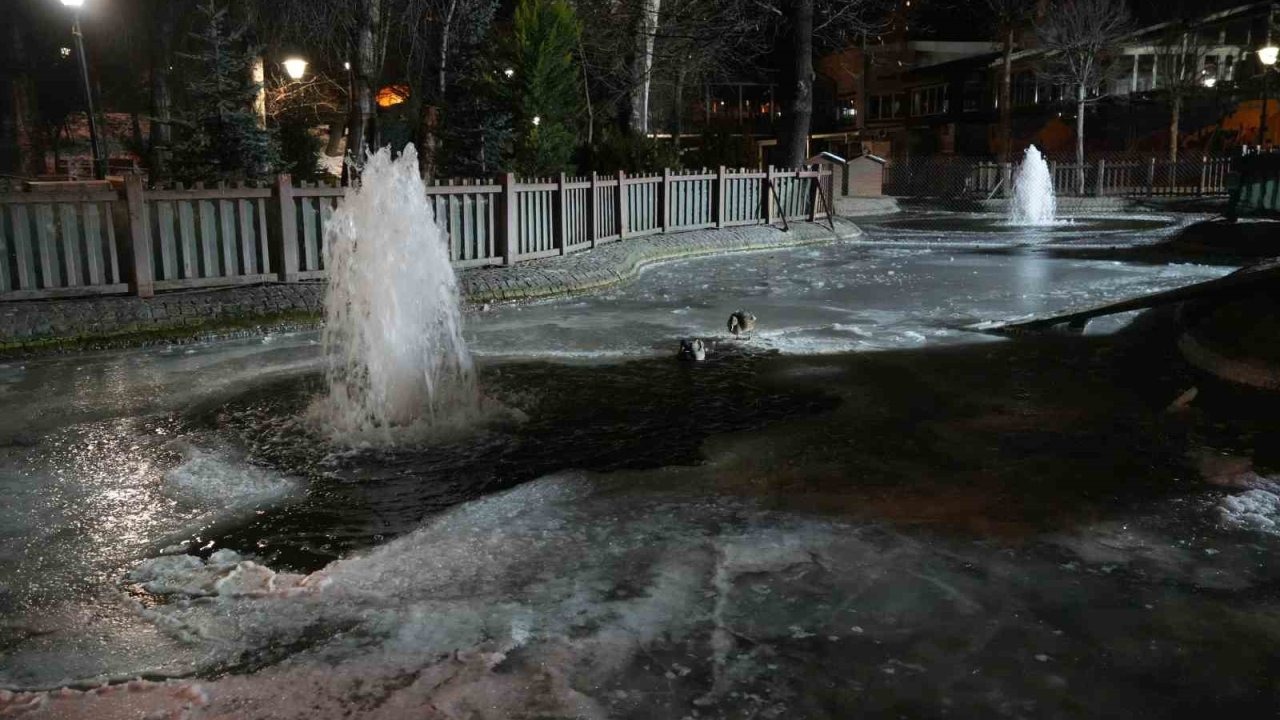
top-left (282, 57), bottom-right (308, 81)
top-left (59, 0), bottom-right (106, 179)
top-left (1259, 44), bottom-right (1278, 147)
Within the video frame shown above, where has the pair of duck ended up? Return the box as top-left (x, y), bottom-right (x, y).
top-left (679, 311), bottom-right (756, 361)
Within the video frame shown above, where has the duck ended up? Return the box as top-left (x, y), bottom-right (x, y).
top-left (678, 338), bottom-right (707, 362)
top-left (727, 310), bottom-right (756, 336)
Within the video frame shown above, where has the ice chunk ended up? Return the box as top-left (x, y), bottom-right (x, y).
top-left (1217, 488), bottom-right (1280, 534)
top-left (161, 443), bottom-right (298, 509)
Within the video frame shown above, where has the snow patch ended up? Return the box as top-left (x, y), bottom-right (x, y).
top-left (1217, 488), bottom-right (1280, 535)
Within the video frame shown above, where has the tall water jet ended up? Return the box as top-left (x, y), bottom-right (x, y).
top-left (1009, 144), bottom-right (1057, 226)
top-left (310, 145), bottom-right (480, 441)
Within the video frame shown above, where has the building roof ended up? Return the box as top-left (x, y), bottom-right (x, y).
top-left (994, 0), bottom-right (1275, 67)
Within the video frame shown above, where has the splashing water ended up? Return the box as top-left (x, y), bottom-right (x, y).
top-left (309, 145), bottom-right (481, 442)
top-left (1009, 145), bottom-right (1057, 226)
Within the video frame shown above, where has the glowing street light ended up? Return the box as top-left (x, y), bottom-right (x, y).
top-left (532, 115), bottom-right (541, 126)
top-left (1258, 44), bottom-right (1279, 145)
top-left (58, 0), bottom-right (105, 179)
top-left (503, 68), bottom-right (515, 78)
top-left (283, 57), bottom-right (308, 81)
top-left (1203, 76), bottom-right (1217, 88)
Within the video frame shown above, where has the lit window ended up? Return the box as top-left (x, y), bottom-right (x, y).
top-left (376, 85), bottom-right (410, 108)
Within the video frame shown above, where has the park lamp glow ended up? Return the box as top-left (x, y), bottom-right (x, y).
top-left (532, 115), bottom-right (541, 126)
top-left (1261, 45), bottom-right (1280, 67)
top-left (283, 57), bottom-right (308, 81)
top-left (59, 0), bottom-right (85, 7)
top-left (1203, 75), bottom-right (1217, 88)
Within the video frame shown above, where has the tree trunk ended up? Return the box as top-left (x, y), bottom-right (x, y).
top-left (0, 19), bottom-right (24, 174)
top-left (131, 111), bottom-right (145, 157)
top-left (345, 0), bottom-right (381, 180)
top-left (418, 1), bottom-right (456, 179)
top-left (999, 26), bottom-right (1013, 165)
top-left (1075, 93), bottom-right (1085, 195)
top-left (1168, 94), bottom-right (1180, 164)
top-left (251, 57), bottom-right (266, 129)
top-left (626, 0), bottom-right (661, 134)
top-left (325, 119), bottom-right (347, 156)
top-left (578, 35), bottom-right (594, 145)
top-left (149, 0), bottom-right (175, 175)
top-left (672, 66), bottom-right (685, 150)
top-left (778, 0), bottom-right (814, 168)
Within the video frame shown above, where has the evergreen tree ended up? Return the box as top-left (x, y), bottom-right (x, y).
top-left (503, 0), bottom-right (581, 175)
top-left (169, 0), bottom-right (279, 182)
top-left (437, 63), bottom-right (513, 177)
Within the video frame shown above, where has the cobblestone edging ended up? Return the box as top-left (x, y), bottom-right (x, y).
top-left (0, 219), bottom-right (861, 354)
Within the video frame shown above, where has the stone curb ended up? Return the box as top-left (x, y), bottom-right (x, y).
top-left (460, 218), bottom-right (862, 304)
top-left (1177, 331), bottom-right (1280, 391)
top-left (0, 220), bottom-right (861, 355)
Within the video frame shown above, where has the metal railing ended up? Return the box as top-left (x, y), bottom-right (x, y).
top-left (885, 154), bottom-right (1233, 210)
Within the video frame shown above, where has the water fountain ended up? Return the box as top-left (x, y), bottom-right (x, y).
top-left (1009, 144), bottom-right (1057, 226)
top-left (309, 144), bottom-right (481, 441)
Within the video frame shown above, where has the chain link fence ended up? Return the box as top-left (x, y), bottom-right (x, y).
top-left (883, 154), bottom-right (1233, 212)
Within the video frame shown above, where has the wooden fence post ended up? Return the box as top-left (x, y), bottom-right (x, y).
top-left (499, 172), bottom-right (517, 265)
top-left (1095, 159), bottom-right (1106, 197)
top-left (589, 172), bottom-right (599, 248)
top-left (616, 170), bottom-right (628, 239)
top-left (1198, 156), bottom-right (1207, 195)
top-left (1147, 158), bottom-right (1156, 196)
top-left (808, 166), bottom-right (820, 221)
top-left (270, 174), bottom-right (299, 282)
top-left (661, 168), bottom-right (671, 233)
top-left (716, 166), bottom-right (727, 228)
top-left (556, 172), bottom-right (567, 255)
top-left (763, 166), bottom-right (777, 225)
top-left (123, 174), bottom-right (155, 298)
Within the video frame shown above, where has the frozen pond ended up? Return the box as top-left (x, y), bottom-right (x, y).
top-left (3, 219), bottom-right (1280, 718)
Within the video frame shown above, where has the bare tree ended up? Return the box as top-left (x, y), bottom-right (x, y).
top-left (398, 0), bottom-right (499, 176)
top-left (258, 0), bottom-right (393, 177)
top-left (1151, 19), bottom-right (1212, 164)
top-left (774, 0), bottom-right (883, 168)
top-left (777, 0), bottom-right (815, 167)
top-left (148, 0), bottom-right (181, 174)
top-left (629, 0), bottom-right (662, 133)
top-left (985, 0), bottom-right (1036, 166)
top-left (1037, 0), bottom-right (1131, 192)
top-left (649, 0), bottom-right (769, 144)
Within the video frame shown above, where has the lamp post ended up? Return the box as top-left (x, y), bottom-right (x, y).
top-left (1259, 44), bottom-right (1279, 148)
top-left (282, 57), bottom-right (308, 81)
top-left (59, 0), bottom-right (106, 180)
